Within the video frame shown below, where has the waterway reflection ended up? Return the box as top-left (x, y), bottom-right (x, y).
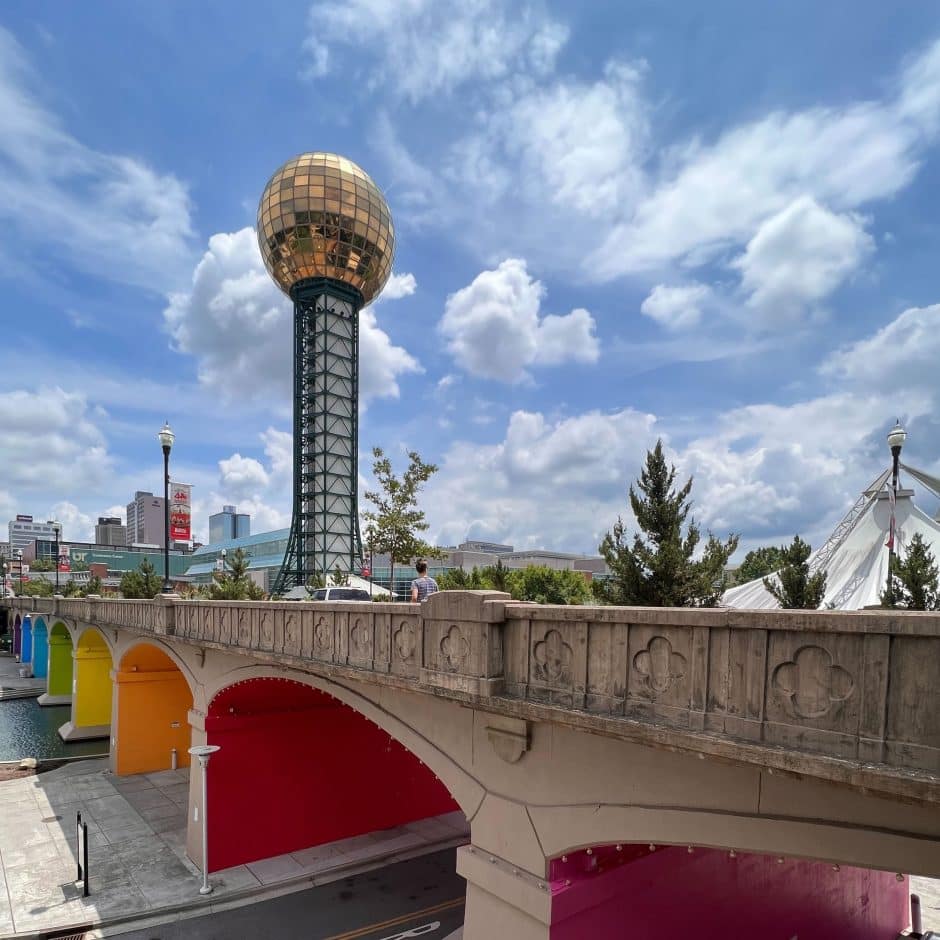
top-left (0, 699), bottom-right (108, 761)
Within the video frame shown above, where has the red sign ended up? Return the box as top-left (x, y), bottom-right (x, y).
top-left (360, 565), bottom-right (371, 577)
top-left (169, 481), bottom-right (192, 542)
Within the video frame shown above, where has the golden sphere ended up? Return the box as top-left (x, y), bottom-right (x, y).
top-left (257, 152), bottom-right (394, 304)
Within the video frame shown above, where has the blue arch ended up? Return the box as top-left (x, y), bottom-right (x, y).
top-left (31, 617), bottom-right (48, 679)
top-left (21, 615), bottom-right (33, 665)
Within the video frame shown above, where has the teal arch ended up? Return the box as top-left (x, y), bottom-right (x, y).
top-left (32, 618), bottom-right (48, 679)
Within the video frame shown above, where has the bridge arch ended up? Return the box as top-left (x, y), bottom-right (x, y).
top-left (541, 841), bottom-right (908, 940)
top-left (59, 627), bottom-right (114, 742)
top-left (20, 615), bottom-right (33, 668)
top-left (200, 671), bottom-right (464, 871)
top-left (113, 641), bottom-right (195, 776)
top-left (37, 621), bottom-right (74, 706)
top-left (31, 617), bottom-right (49, 679)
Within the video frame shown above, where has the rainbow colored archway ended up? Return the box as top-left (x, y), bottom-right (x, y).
top-left (202, 678), bottom-right (458, 871)
top-left (59, 628), bottom-right (112, 742)
top-left (38, 622), bottom-right (74, 706)
top-left (114, 643), bottom-right (193, 776)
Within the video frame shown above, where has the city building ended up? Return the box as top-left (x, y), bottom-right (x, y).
top-left (184, 528), bottom-right (608, 597)
top-left (126, 492), bottom-right (166, 548)
top-left (185, 529), bottom-right (289, 592)
top-left (95, 516), bottom-right (126, 547)
top-left (208, 505), bottom-right (251, 544)
top-left (7, 516), bottom-right (59, 553)
top-left (457, 540), bottom-right (514, 554)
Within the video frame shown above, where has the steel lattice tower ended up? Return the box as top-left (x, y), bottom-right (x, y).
top-left (256, 153), bottom-right (395, 595)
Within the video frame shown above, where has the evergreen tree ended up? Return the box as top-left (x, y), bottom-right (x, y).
top-left (598, 441), bottom-right (738, 607)
top-left (120, 558), bottom-right (162, 599)
top-left (735, 545), bottom-right (786, 584)
top-left (763, 535), bottom-right (827, 609)
top-left (82, 575), bottom-right (104, 597)
top-left (363, 447), bottom-right (441, 599)
top-left (881, 533), bottom-right (939, 610)
top-left (210, 548), bottom-right (265, 600)
top-left (331, 565), bottom-right (349, 586)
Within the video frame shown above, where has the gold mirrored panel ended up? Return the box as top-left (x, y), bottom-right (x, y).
top-left (257, 152), bottom-right (395, 304)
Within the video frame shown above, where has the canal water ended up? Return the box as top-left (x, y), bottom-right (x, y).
top-left (0, 699), bottom-right (108, 762)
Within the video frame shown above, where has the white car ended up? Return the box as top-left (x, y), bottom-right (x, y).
top-left (310, 587), bottom-right (373, 602)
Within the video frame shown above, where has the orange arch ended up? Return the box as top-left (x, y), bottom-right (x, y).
top-left (115, 643), bottom-right (193, 776)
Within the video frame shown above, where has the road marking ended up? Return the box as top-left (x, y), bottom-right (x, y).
top-left (321, 897), bottom-right (463, 940)
top-left (378, 920), bottom-right (441, 939)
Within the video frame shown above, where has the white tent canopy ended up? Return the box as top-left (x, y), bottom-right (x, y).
top-left (723, 464), bottom-right (940, 611)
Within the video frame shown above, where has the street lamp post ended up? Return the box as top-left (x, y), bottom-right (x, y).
top-left (188, 744), bottom-right (221, 895)
top-left (51, 520), bottom-right (61, 593)
top-left (885, 421), bottom-right (907, 606)
top-left (1, 561), bottom-right (6, 598)
top-left (220, 548), bottom-right (227, 576)
top-left (158, 422), bottom-right (175, 594)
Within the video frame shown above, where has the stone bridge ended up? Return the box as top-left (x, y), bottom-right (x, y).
top-left (3, 592), bottom-right (939, 938)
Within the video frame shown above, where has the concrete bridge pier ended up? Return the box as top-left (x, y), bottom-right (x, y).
top-left (59, 628), bottom-right (112, 742)
top-left (19, 615), bottom-right (33, 674)
top-left (37, 621), bottom-right (74, 706)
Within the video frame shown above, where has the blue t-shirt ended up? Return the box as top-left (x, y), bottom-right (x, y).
top-left (411, 575), bottom-right (439, 601)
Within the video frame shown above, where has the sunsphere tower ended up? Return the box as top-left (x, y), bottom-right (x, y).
top-left (257, 152), bottom-right (395, 595)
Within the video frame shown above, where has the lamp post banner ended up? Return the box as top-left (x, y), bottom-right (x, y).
top-left (170, 482), bottom-right (192, 543)
top-left (57, 544), bottom-right (71, 573)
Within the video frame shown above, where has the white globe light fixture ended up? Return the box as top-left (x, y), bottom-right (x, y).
top-left (188, 744), bottom-right (221, 895)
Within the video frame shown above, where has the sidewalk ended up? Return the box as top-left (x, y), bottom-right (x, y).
top-left (0, 656), bottom-right (43, 701)
top-left (0, 758), bottom-right (469, 938)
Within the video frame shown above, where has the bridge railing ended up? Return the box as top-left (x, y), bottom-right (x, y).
top-left (2, 592), bottom-right (937, 789)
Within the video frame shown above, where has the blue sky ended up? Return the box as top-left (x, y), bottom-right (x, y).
top-left (1, 1), bottom-right (939, 555)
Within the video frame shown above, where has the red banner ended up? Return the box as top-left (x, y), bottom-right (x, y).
top-left (170, 482), bottom-right (192, 542)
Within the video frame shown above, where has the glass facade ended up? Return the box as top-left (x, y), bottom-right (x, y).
top-left (257, 152), bottom-right (394, 304)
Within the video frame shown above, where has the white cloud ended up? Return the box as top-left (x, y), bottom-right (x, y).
top-left (50, 502), bottom-right (95, 544)
top-left (640, 283), bottom-right (711, 330)
top-left (164, 227), bottom-right (421, 406)
top-left (731, 197), bottom-right (873, 319)
top-left (0, 27), bottom-right (193, 290)
top-left (219, 454), bottom-right (270, 497)
top-left (0, 388), bottom-right (112, 493)
top-left (486, 61), bottom-right (648, 216)
top-left (379, 272), bottom-right (417, 301)
top-left (822, 303), bottom-right (940, 391)
top-left (424, 407), bottom-right (658, 550)
top-left (439, 258), bottom-right (599, 382)
top-left (303, 0), bottom-right (568, 102)
top-left (595, 39), bottom-right (940, 280)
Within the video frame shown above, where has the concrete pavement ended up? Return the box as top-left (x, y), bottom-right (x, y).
top-left (0, 759), bottom-right (469, 938)
top-left (0, 655), bottom-right (43, 701)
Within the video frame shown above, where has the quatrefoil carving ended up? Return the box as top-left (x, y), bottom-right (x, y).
top-left (773, 645), bottom-right (854, 719)
top-left (633, 635), bottom-right (686, 695)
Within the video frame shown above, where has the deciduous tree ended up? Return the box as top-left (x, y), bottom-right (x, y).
top-left (363, 447), bottom-right (440, 598)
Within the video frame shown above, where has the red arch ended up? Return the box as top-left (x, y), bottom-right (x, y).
top-left (205, 678), bottom-right (458, 871)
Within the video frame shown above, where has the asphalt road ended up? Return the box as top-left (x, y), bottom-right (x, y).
top-left (113, 849), bottom-right (464, 940)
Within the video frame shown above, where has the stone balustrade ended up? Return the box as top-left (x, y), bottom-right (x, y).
top-left (4, 592), bottom-right (938, 801)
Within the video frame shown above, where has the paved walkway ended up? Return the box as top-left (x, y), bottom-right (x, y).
top-left (0, 655), bottom-right (43, 701)
top-left (0, 759), bottom-right (469, 938)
